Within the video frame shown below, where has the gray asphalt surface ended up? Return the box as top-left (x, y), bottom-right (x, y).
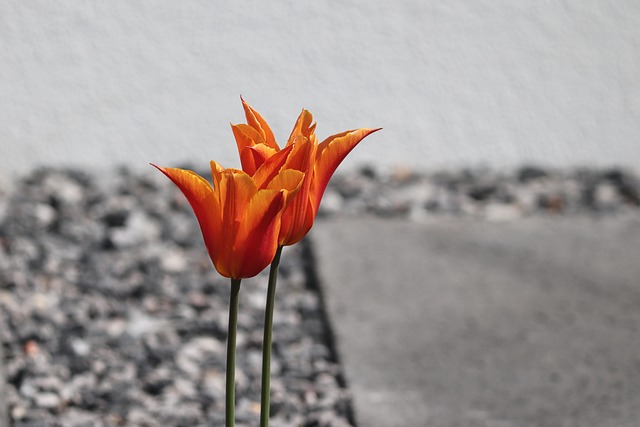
top-left (0, 343), bottom-right (6, 427)
top-left (312, 215), bottom-right (640, 427)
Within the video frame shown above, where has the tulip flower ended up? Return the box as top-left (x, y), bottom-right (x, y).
top-left (152, 149), bottom-right (302, 279)
top-left (152, 149), bottom-right (302, 427)
top-left (233, 98), bottom-right (381, 246)
top-left (231, 98), bottom-right (380, 427)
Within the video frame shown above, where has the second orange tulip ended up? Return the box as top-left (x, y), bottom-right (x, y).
top-left (232, 98), bottom-right (381, 246)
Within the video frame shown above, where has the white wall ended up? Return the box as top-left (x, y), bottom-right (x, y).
top-left (1, 1), bottom-right (639, 179)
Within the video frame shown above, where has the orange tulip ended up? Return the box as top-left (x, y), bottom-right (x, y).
top-left (232, 98), bottom-right (381, 245)
top-left (152, 149), bottom-right (303, 279)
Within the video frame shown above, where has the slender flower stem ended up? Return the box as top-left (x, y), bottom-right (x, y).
top-left (260, 246), bottom-right (283, 427)
top-left (226, 278), bottom-right (242, 427)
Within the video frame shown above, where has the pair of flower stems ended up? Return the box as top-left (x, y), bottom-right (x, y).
top-left (152, 100), bottom-right (380, 425)
top-left (225, 246), bottom-right (284, 427)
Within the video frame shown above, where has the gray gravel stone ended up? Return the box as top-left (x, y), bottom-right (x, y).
top-left (0, 165), bottom-right (638, 426)
top-left (321, 165), bottom-right (640, 221)
top-left (0, 167), bottom-right (354, 426)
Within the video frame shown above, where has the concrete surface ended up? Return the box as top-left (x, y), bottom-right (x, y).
top-left (0, 339), bottom-right (6, 427)
top-left (2, 1), bottom-right (640, 178)
top-left (312, 215), bottom-right (640, 427)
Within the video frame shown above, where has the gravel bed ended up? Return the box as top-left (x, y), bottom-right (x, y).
top-left (0, 168), bottom-right (352, 427)
top-left (0, 165), bottom-right (638, 427)
top-left (319, 165), bottom-right (640, 220)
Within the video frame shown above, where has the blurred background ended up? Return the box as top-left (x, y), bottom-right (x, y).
top-left (1, 1), bottom-right (639, 177)
top-left (1, 2), bottom-right (640, 426)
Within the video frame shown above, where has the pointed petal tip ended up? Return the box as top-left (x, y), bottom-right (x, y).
top-left (344, 127), bottom-right (382, 141)
top-left (362, 127), bottom-right (383, 136)
top-left (150, 163), bottom-right (168, 175)
top-left (361, 127), bottom-right (382, 140)
top-left (240, 95), bottom-right (251, 109)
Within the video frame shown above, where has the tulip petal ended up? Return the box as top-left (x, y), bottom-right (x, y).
top-left (265, 169), bottom-right (304, 193)
top-left (287, 109), bottom-right (316, 146)
top-left (232, 123), bottom-right (264, 147)
top-left (232, 123), bottom-right (267, 175)
top-left (209, 169), bottom-right (257, 278)
top-left (241, 144), bottom-right (279, 176)
top-left (277, 136), bottom-right (317, 245)
top-left (311, 128), bottom-right (381, 213)
top-left (210, 160), bottom-right (225, 192)
top-left (233, 189), bottom-right (286, 278)
top-left (284, 135), bottom-right (316, 172)
top-left (151, 164), bottom-right (221, 264)
top-left (252, 144), bottom-right (294, 189)
top-left (241, 97), bottom-right (279, 150)
top-left (279, 197), bottom-right (316, 246)
top-left (219, 169), bottom-right (256, 227)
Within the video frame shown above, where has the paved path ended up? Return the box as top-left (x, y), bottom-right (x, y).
top-left (312, 215), bottom-right (640, 427)
top-left (0, 341), bottom-right (6, 427)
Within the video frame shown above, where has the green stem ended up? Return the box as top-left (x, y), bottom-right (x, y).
top-left (226, 278), bottom-right (242, 427)
top-left (260, 246), bottom-right (283, 427)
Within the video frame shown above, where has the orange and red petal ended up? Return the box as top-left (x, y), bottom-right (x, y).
top-left (220, 170), bottom-right (255, 255)
top-left (311, 128), bottom-right (381, 213)
top-left (241, 97), bottom-right (279, 150)
top-left (276, 137), bottom-right (317, 245)
top-left (278, 196), bottom-right (316, 246)
top-left (252, 144), bottom-right (294, 189)
top-left (209, 160), bottom-right (225, 191)
top-left (151, 164), bottom-right (222, 267)
top-left (283, 135), bottom-right (316, 172)
top-left (286, 109), bottom-right (316, 146)
top-left (264, 169), bottom-right (304, 194)
top-left (232, 189), bottom-right (287, 278)
top-left (231, 123), bottom-right (265, 172)
top-left (241, 144), bottom-right (280, 178)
